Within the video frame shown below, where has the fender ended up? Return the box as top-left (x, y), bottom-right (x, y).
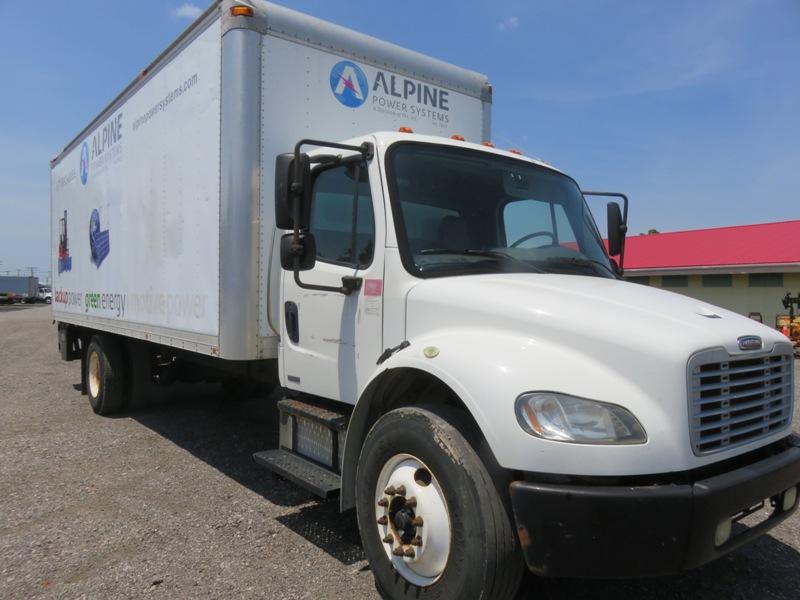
top-left (340, 326), bottom-right (700, 511)
top-left (341, 332), bottom-right (501, 510)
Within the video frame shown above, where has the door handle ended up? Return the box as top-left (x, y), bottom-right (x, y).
top-left (284, 301), bottom-right (299, 343)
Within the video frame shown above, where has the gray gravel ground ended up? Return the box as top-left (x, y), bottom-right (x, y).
top-left (1, 305), bottom-right (799, 600)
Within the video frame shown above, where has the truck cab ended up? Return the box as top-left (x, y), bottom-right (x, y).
top-left (264, 129), bottom-right (799, 596)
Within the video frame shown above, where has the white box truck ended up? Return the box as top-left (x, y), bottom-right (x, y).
top-left (50, 2), bottom-right (799, 598)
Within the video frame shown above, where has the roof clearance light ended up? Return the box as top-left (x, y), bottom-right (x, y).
top-left (481, 141), bottom-right (495, 147)
top-left (398, 126), bottom-right (414, 133)
top-left (509, 149), bottom-right (523, 155)
top-left (450, 134), bottom-right (466, 141)
top-left (230, 5), bottom-right (254, 16)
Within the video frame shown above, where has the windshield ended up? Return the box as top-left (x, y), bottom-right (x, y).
top-left (387, 143), bottom-right (614, 278)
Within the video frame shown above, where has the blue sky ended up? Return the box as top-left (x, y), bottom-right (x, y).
top-left (0, 0), bottom-right (798, 278)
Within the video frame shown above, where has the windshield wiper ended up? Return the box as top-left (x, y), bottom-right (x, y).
top-left (543, 256), bottom-right (618, 277)
top-left (419, 248), bottom-right (545, 272)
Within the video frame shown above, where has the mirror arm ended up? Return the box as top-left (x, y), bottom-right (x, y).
top-left (582, 190), bottom-right (629, 273)
top-left (287, 138), bottom-right (373, 296)
top-left (292, 267), bottom-right (362, 296)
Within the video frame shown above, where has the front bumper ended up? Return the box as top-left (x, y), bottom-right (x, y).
top-left (510, 437), bottom-right (800, 578)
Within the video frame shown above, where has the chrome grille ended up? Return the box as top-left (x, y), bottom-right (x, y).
top-left (688, 346), bottom-right (794, 455)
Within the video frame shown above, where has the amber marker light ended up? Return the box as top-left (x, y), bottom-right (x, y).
top-left (398, 126), bottom-right (414, 133)
top-left (230, 5), bottom-right (254, 16)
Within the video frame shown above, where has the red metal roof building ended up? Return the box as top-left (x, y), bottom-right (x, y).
top-left (621, 220), bottom-right (800, 327)
top-left (623, 219), bottom-right (800, 274)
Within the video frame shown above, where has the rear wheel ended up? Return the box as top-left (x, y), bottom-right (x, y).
top-left (355, 406), bottom-right (523, 600)
top-left (84, 335), bottom-right (125, 415)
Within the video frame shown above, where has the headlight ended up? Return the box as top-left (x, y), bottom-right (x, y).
top-left (515, 392), bottom-right (647, 444)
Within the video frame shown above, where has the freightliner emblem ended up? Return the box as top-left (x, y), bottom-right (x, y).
top-left (737, 336), bottom-right (763, 351)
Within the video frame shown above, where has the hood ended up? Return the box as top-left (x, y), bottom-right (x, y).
top-left (405, 274), bottom-right (786, 361)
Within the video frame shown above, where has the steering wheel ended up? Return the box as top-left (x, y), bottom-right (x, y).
top-left (510, 231), bottom-right (556, 248)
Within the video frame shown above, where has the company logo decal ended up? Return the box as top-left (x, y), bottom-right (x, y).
top-left (80, 112), bottom-right (124, 185)
top-left (328, 60), bottom-right (453, 129)
top-left (79, 142), bottom-right (90, 185)
top-left (737, 335), bottom-right (763, 351)
top-left (330, 60), bottom-right (368, 108)
top-left (57, 209), bottom-right (72, 273)
top-left (89, 209), bottom-right (110, 268)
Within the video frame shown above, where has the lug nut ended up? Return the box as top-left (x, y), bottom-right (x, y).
top-left (395, 485), bottom-right (406, 497)
top-left (383, 534), bottom-right (394, 544)
top-left (377, 516), bottom-right (388, 526)
top-left (411, 536), bottom-right (422, 547)
top-left (403, 547), bottom-right (416, 558)
top-left (377, 497), bottom-right (389, 507)
top-left (404, 497), bottom-right (417, 508)
top-left (392, 546), bottom-right (405, 556)
top-left (411, 516), bottom-right (424, 527)
top-left (384, 486), bottom-right (397, 496)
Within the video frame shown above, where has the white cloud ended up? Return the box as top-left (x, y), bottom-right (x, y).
top-left (173, 3), bottom-right (203, 20)
top-left (498, 16), bottom-right (520, 31)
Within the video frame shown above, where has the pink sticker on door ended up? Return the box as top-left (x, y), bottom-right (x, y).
top-left (364, 279), bottom-right (383, 296)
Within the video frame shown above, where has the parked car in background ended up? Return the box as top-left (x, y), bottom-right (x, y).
top-left (0, 292), bottom-right (16, 305)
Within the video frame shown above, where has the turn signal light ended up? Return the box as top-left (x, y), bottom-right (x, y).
top-left (450, 134), bottom-right (465, 141)
top-left (230, 5), bottom-right (254, 16)
top-left (481, 141), bottom-right (495, 147)
top-left (398, 126), bottom-right (414, 133)
top-left (509, 149), bottom-right (523, 155)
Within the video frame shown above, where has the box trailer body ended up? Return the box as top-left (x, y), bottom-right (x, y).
top-left (0, 275), bottom-right (39, 300)
top-left (50, 2), bottom-right (489, 360)
top-left (50, 2), bottom-right (799, 599)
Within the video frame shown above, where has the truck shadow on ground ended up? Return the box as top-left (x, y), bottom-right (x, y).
top-left (125, 384), bottom-right (366, 566)
top-left (123, 384), bottom-right (800, 598)
top-left (527, 528), bottom-right (800, 599)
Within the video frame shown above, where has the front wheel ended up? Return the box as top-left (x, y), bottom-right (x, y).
top-left (355, 406), bottom-right (522, 600)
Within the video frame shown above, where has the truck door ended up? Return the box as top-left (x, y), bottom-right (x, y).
top-left (280, 160), bottom-right (384, 403)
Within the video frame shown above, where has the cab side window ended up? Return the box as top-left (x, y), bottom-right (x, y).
top-left (309, 164), bottom-right (375, 268)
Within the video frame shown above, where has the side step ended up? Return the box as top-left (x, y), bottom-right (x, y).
top-left (253, 449), bottom-right (340, 498)
top-left (253, 397), bottom-right (349, 499)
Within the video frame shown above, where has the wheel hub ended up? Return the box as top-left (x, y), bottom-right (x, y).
top-left (88, 351), bottom-right (101, 398)
top-left (374, 454), bottom-right (451, 587)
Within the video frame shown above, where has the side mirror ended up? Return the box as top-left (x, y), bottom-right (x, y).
top-left (280, 232), bottom-right (316, 271)
top-left (607, 201), bottom-right (626, 256)
top-left (275, 153), bottom-right (312, 230)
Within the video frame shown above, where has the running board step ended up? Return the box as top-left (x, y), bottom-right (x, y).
top-left (253, 449), bottom-right (340, 499)
top-left (277, 397), bottom-right (348, 472)
top-left (277, 398), bottom-right (347, 431)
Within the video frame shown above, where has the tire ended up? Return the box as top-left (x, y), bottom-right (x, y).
top-left (355, 406), bottom-right (523, 600)
top-left (84, 334), bottom-right (125, 415)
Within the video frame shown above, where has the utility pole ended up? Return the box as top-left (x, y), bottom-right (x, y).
top-left (27, 266), bottom-right (35, 277)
